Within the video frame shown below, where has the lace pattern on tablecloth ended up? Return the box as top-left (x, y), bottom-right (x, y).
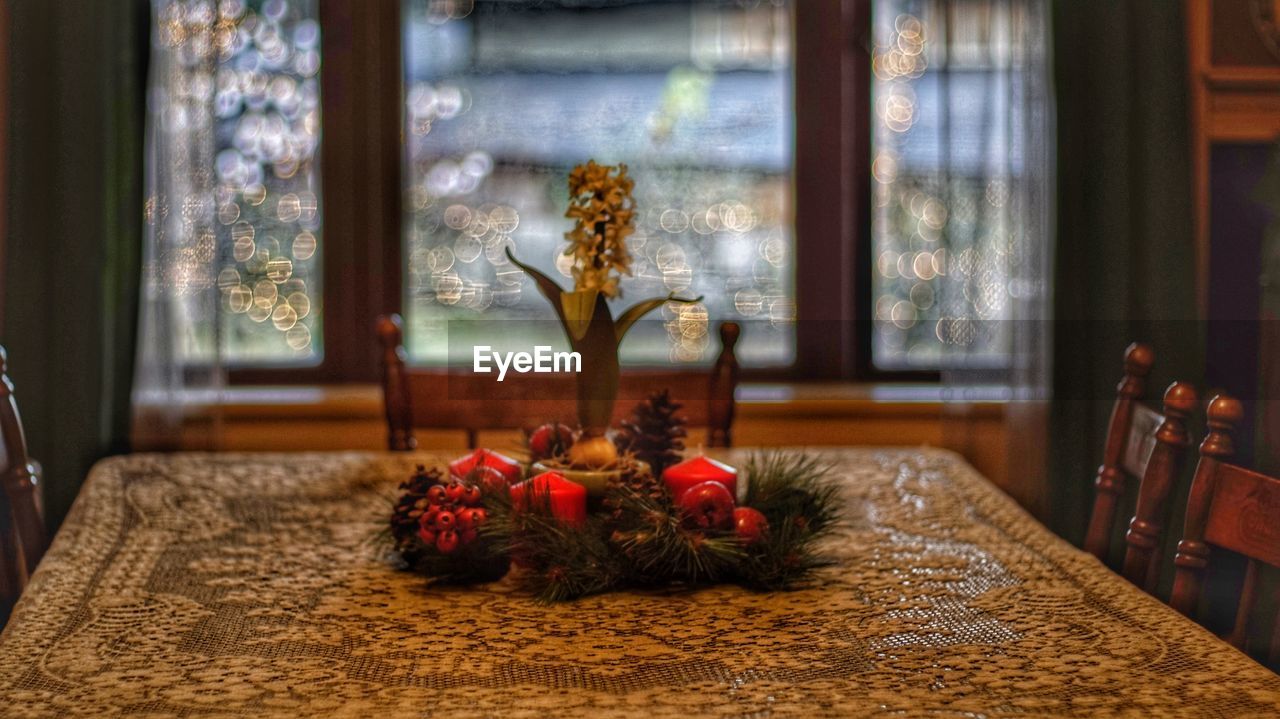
top-left (1, 449), bottom-right (1278, 718)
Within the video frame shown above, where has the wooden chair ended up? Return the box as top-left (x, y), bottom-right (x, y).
top-left (1084, 342), bottom-right (1198, 592)
top-left (1170, 394), bottom-right (1280, 661)
top-left (376, 314), bottom-right (741, 451)
top-left (0, 346), bottom-right (47, 615)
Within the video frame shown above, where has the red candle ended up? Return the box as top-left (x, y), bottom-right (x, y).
top-left (509, 472), bottom-right (588, 528)
top-left (449, 448), bottom-right (522, 486)
top-left (661, 456), bottom-right (738, 501)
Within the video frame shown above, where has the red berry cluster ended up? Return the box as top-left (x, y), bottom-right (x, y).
top-left (417, 480), bottom-right (488, 555)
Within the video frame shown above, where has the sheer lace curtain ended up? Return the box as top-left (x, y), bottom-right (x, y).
top-left (873, 0), bottom-right (1054, 512)
top-left (943, 0), bottom-right (1052, 513)
top-left (134, 1), bottom-right (227, 450)
top-left (998, 0), bottom-right (1054, 513)
top-left (133, 0), bottom-right (322, 449)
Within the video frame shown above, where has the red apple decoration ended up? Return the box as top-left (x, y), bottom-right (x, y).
top-left (677, 481), bottom-right (736, 531)
top-left (529, 423), bottom-right (575, 461)
top-left (733, 507), bottom-right (769, 546)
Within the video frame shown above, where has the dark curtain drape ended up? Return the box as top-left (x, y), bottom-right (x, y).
top-left (2, 0), bottom-right (148, 529)
top-left (1051, 0), bottom-right (1202, 568)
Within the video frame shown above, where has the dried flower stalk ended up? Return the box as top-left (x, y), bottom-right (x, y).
top-left (564, 160), bottom-right (634, 298)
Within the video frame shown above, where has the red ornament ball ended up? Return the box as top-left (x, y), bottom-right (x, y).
top-left (417, 526), bottom-right (437, 546)
top-left (733, 507), bottom-right (769, 546)
top-left (445, 482), bottom-right (467, 503)
top-left (436, 530), bottom-right (460, 554)
top-left (462, 485), bottom-right (483, 505)
top-left (458, 508), bottom-right (486, 530)
top-left (529, 423), bottom-right (575, 461)
top-left (677, 481), bottom-right (736, 531)
top-left (435, 510), bottom-right (456, 531)
top-left (426, 485), bottom-right (448, 505)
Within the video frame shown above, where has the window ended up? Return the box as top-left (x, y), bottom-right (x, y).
top-left (149, 0), bottom-right (1038, 384)
top-left (402, 0), bottom-right (795, 368)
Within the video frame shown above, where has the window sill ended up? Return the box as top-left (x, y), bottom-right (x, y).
top-left (144, 381), bottom-right (1008, 421)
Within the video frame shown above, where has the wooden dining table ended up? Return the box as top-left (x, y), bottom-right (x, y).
top-left (2, 448), bottom-right (1279, 717)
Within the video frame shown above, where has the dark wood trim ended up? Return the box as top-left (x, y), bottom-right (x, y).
top-left (793, 0), bottom-right (859, 379)
top-left (231, 0), bottom-right (403, 385)
top-left (847, 0), bottom-right (874, 381)
top-left (792, 0), bottom-right (933, 382)
top-left (0, 0), bottom-right (8, 337)
top-left (1187, 0), bottom-right (1210, 320)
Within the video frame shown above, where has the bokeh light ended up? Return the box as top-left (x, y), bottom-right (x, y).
top-left (871, 0), bottom-right (1029, 370)
top-left (151, 0), bottom-right (323, 363)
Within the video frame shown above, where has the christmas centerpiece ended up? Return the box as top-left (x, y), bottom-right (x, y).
top-left (384, 162), bottom-right (841, 601)
top-left (388, 440), bottom-right (841, 602)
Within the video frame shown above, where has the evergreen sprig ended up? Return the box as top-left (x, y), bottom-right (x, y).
top-left (608, 482), bottom-right (742, 583)
top-left (743, 451), bottom-right (841, 534)
top-left (482, 486), bottom-right (627, 603)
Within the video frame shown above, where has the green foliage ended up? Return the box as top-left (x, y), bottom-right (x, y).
top-left (387, 451), bottom-right (843, 603)
top-left (482, 486), bottom-right (627, 603)
top-left (607, 482), bottom-right (742, 584)
top-left (743, 451), bottom-right (842, 534)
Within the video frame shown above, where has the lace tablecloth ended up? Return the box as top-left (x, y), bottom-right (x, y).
top-left (2, 449), bottom-right (1278, 717)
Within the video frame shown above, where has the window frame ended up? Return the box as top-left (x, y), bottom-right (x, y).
top-left (228, 0), bottom-right (936, 386)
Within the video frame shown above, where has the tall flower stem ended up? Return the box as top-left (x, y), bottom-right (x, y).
top-left (505, 248), bottom-right (700, 434)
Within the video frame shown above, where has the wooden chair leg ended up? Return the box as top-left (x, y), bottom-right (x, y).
top-left (1269, 585), bottom-right (1280, 667)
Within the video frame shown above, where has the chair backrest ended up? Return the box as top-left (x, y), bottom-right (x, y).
top-left (0, 346), bottom-right (47, 612)
top-left (376, 314), bottom-right (741, 451)
top-left (1084, 342), bottom-right (1198, 592)
top-left (1170, 394), bottom-right (1280, 661)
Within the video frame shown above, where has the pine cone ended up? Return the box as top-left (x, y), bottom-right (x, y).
top-left (603, 463), bottom-right (669, 521)
top-left (617, 389), bottom-right (687, 477)
top-left (390, 465), bottom-right (446, 551)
